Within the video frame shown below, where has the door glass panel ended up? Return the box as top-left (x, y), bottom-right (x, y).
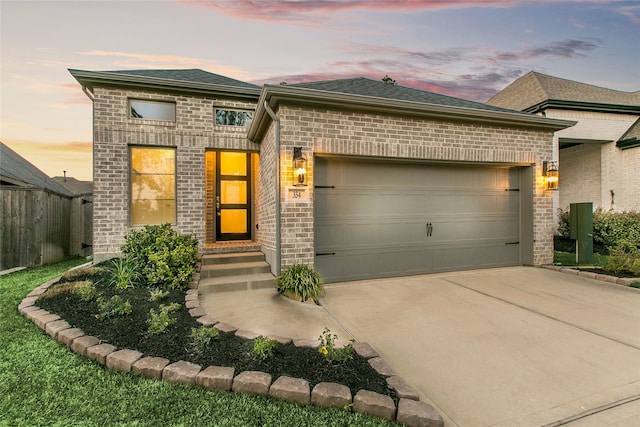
top-left (220, 209), bottom-right (247, 233)
top-left (220, 152), bottom-right (247, 176)
top-left (221, 180), bottom-right (247, 204)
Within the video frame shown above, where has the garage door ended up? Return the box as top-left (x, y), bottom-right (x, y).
top-left (314, 157), bottom-right (522, 282)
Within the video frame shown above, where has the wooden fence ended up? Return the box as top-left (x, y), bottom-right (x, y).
top-left (0, 188), bottom-right (92, 270)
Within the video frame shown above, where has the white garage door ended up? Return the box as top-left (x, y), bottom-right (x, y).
top-left (314, 157), bottom-right (522, 282)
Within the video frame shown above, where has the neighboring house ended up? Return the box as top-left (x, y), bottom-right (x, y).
top-left (0, 142), bottom-right (80, 269)
top-left (69, 69), bottom-right (573, 283)
top-left (487, 72), bottom-right (640, 217)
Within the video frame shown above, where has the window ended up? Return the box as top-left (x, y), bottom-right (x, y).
top-left (130, 147), bottom-right (176, 225)
top-left (130, 100), bottom-right (175, 121)
top-left (215, 109), bottom-right (253, 126)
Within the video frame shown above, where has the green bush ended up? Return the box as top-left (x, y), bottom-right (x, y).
top-left (606, 240), bottom-right (640, 275)
top-left (96, 295), bottom-right (132, 320)
top-left (121, 224), bottom-right (198, 290)
top-left (147, 302), bottom-right (181, 335)
top-left (189, 326), bottom-right (219, 355)
top-left (275, 264), bottom-right (324, 302)
top-left (557, 208), bottom-right (640, 252)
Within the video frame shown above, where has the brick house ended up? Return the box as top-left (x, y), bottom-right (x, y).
top-left (70, 69), bottom-right (573, 282)
top-left (487, 72), bottom-right (640, 217)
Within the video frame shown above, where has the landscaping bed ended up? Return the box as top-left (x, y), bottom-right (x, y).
top-left (36, 263), bottom-right (394, 398)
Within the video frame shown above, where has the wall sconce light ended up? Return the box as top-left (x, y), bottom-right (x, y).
top-left (543, 160), bottom-right (559, 191)
top-left (293, 147), bottom-right (307, 187)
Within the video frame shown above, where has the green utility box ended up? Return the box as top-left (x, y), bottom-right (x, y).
top-left (569, 202), bottom-right (593, 264)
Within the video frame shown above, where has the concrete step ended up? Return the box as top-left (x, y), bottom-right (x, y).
top-left (200, 261), bottom-right (271, 278)
top-left (201, 251), bottom-right (265, 266)
top-left (199, 273), bottom-right (275, 293)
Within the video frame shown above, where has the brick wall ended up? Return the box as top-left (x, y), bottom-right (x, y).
top-left (559, 143), bottom-right (602, 210)
top-left (270, 104), bottom-right (555, 269)
top-left (92, 87), bottom-right (258, 261)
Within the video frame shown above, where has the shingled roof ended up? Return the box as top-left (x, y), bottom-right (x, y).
top-left (0, 142), bottom-right (73, 197)
top-left (105, 69), bottom-right (259, 90)
top-left (290, 77), bottom-right (519, 114)
top-left (486, 71), bottom-right (640, 113)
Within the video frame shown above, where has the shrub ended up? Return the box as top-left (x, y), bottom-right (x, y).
top-left (61, 266), bottom-right (106, 281)
top-left (147, 302), bottom-right (181, 335)
top-left (190, 326), bottom-right (220, 355)
top-left (317, 327), bottom-right (353, 363)
top-left (557, 208), bottom-right (640, 253)
top-left (253, 336), bottom-right (278, 360)
top-left (606, 240), bottom-right (640, 275)
top-left (275, 264), bottom-right (324, 302)
top-left (121, 224), bottom-right (198, 290)
top-left (109, 257), bottom-right (139, 289)
top-left (96, 295), bottom-right (132, 320)
top-left (38, 280), bottom-right (95, 301)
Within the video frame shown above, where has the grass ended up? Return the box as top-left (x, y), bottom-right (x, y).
top-left (0, 258), bottom-right (393, 427)
top-left (553, 251), bottom-right (609, 268)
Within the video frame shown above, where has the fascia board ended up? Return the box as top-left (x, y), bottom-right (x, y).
top-left (248, 85), bottom-right (576, 143)
top-left (68, 69), bottom-right (261, 99)
top-left (525, 99), bottom-right (640, 115)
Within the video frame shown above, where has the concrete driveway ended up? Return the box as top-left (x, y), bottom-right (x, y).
top-left (320, 267), bottom-right (640, 426)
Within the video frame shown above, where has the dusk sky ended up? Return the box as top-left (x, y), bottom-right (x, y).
top-left (1, 0), bottom-right (638, 181)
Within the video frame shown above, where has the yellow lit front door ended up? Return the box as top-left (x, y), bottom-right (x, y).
top-left (217, 151), bottom-right (251, 240)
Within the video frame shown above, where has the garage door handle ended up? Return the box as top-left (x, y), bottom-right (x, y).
top-left (505, 241), bottom-right (520, 245)
top-left (426, 223), bottom-right (433, 237)
top-left (316, 252), bottom-right (336, 256)
top-left (314, 185), bottom-right (335, 189)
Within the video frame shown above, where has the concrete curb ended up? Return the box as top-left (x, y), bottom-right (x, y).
top-left (19, 263), bottom-right (444, 427)
top-left (542, 265), bottom-right (640, 290)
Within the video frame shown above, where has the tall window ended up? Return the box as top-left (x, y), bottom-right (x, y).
top-left (215, 109), bottom-right (253, 126)
top-left (130, 99), bottom-right (175, 121)
top-left (130, 147), bottom-right (176, 225)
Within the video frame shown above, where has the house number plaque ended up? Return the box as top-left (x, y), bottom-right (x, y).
top-left (285, 186), bottom-right (309, 202)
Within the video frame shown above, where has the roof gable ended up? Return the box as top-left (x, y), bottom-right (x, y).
top-left (0, 142), bottom-right (73, 196)
top-left (487, 71), bottom-right (640, 113)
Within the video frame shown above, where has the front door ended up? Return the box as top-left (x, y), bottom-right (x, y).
top-left (216, 151), bottom-right (251, 241)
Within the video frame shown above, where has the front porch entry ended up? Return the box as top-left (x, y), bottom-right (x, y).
top-left (205, 150), bottom-right (257, 244)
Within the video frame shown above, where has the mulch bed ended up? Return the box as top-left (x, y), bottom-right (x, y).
top-left (36, 265), bottom-right (395, 398)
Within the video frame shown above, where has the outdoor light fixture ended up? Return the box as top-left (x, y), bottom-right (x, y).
top-left (543, 160), bottom-right (559, 191)
top-left (292, 147), bottom-right (307, 186)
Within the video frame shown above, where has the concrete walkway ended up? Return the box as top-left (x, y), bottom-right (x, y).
top-left (200, 267), bottom-right (640, 426)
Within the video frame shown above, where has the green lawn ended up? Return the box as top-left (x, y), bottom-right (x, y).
top-left (553, 251), bottom-right (609, 268)
top-left (0, 258), bottom-right (392, 427)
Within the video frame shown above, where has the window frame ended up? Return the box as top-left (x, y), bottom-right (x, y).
top-left (129, 146), bottom-right (177, 226)
top-left (129, 99), bottom-right (176, 122)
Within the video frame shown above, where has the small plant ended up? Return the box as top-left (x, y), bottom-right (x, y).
top-left (253, 336), bottom-right (278, 360)
top-left (147, 303), bottom-right (181, 335)
top-left (317, 327), bottom-right (353, 363)
top-left (109, 257), bottom-right (139, 289)
top-left (96, 295), bottom-right (132, 320)
top-left (189, 326), bottom-right (220, 355)
top-left (149, 289), bottom-right (169, 303)
top-left (61, 266), bottom-right (106, 281)
top-left (73, 281), bottom-right (97, 301)
top-left (606, 240), bottom-right (640, 275)
top-left (275, 264), bottom-right (324, 302)
top-left (630, 282), bottom-right (640, 289)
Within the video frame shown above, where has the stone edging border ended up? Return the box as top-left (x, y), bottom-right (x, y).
top-left (542, 265), bottom-right (640, 288)
top-left (18, 263), bottom-right (444, 427)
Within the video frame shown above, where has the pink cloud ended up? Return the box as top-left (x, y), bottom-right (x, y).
top-left (178, 0), bottom-right (633, 23)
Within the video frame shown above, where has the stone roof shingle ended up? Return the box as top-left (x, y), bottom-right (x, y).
top-left (106, 69), bottom-right (259, 90)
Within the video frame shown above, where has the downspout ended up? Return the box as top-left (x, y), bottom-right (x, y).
top-left (82, 86), bottom-right (95, 101)
top-left (263, 101), bottom-right (281, 275)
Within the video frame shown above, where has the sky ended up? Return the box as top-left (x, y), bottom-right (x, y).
top-left (1, 0), bottom-right (638, 181)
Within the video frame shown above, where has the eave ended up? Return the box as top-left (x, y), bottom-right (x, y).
top-left (248, 85), bottom-right (576, 143)
top-left (68, 69), bottom-right (262, 101)
top-left (524, 99), bottom-right (640, 115)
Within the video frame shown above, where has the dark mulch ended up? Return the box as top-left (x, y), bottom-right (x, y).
top-left (572, 267), bottom-right (639, 279)
top-left (36, 265), bottom-right (395, 399)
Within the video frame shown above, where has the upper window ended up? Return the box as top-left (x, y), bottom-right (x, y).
top-left (130, 100), bottom-right (175, 122)
top-left (130, 147), bottom-right (176, 225)
top-left (215, 109), bottom-right (253, 127)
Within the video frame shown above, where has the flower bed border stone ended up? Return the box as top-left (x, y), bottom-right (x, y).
top-left (19, 261), bottom-right (444, 427)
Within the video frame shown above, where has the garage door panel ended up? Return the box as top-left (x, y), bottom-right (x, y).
top-left (315, 158), bottom-right (522, 282)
